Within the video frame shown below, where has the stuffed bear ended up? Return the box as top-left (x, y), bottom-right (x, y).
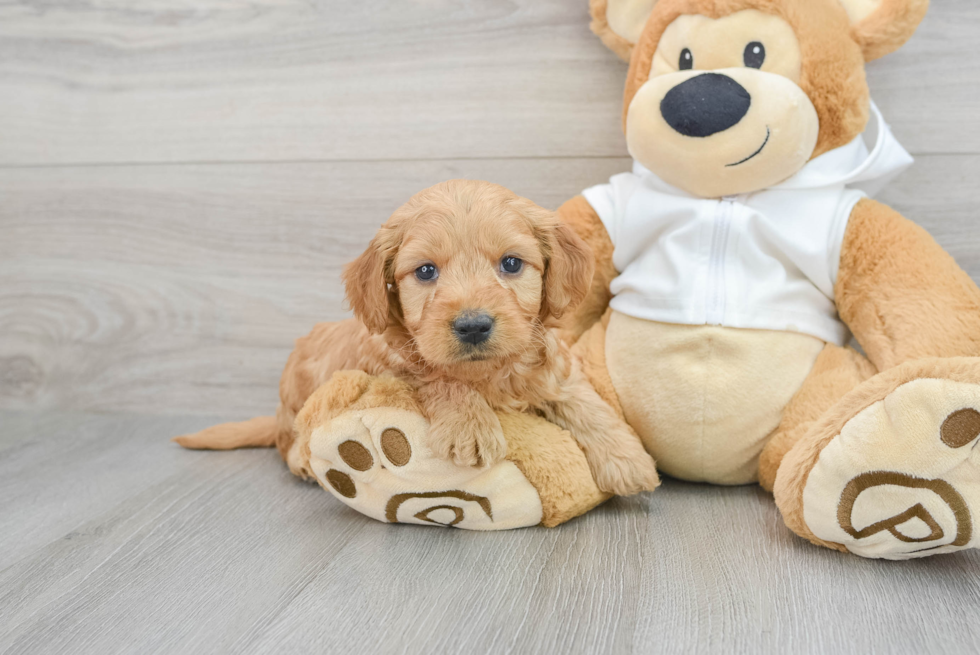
top-left (561, 0), bottom-right (980, 559)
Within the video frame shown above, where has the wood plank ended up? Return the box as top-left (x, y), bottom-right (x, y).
top-left (1, 411), bottom-right (978, 655)
top-left (0, 0), bottom-right (976, 166)
top-left (3, 154), bottom-right (979, 416)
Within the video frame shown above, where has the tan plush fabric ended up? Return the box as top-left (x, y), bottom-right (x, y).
top-left (623, 0), bottom-right (871, 158)
top-left (570, 309), bottom-right (625, 419)
top-left (604, 313), bottom-right (825, 485)
top-left (765, 197), bottom-right (980, 552)
top-left (293, 371), bottom-right (422, 478)
top-left (589, 0), bottom-right (639, 62)
top-left (849, 0), bottom-right (930, 61)
top-left (801, 376), bottom-right (980, 559)
top-left (773, 357), bottom-right (980, 553)
top-left (836, 199), bottom-right (980, 372)
top-left (626, 11), bottom-right (825, 197)
top-left (758, 344), bottom-right (877, 491)
top-left (292, 371), bottom-right (605, 530)
top-left (500, 412), bottom-right (611, 527)
top-left (590, 0), bottom-right (661, 61)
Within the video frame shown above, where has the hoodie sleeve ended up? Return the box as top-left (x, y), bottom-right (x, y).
top-left (582, 172), bottom-right (639, 246)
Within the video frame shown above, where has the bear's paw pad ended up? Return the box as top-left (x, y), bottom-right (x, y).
top-left (803, 379), bottom-right (980, 559)
top-left (307, 408), bottom-right (543, 531)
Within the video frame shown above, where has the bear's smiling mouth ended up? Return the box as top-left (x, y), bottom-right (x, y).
top-left (726, 126), bottom-right (771, 167)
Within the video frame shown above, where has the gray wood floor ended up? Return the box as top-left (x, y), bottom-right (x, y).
top-left (2, 1), bottom-right (979, 653)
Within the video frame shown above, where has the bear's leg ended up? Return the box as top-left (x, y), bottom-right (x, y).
top-left (771, 357), bottom-right (980, 559)
top-left (764, 201), bottom-right (980, 558)
top-left (569, 308), bottom-right (627, 420)
top-left (292, 370), bottom-right (609, 530)
top-left (758, 344), bottom-right (877, 492)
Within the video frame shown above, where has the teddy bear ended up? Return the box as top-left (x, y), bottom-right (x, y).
top-left (556, 0), bottom-right (980, 560)
top-left (187, 0), bottom-right (980, 560)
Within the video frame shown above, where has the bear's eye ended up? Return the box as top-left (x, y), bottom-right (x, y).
top-left (679, 48), bottom-right (693, 71)
top-left (744, 42), bottom-right (765, 69)
top-left (415, 264), bottom-right (438, 281)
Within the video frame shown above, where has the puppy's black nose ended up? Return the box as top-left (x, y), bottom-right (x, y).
top-left (660, 73), bottom-right (751, 138)
top-left (453, 312), bottom-right (494, 346)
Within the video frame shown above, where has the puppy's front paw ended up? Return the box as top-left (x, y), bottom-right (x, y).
top-left (429, 417), bottom-right (507, 468)
top-left (589, 447), bottom-right (660, 497)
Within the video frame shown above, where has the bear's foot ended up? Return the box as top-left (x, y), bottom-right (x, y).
top-left (776, 358), bottom-right (980, 559)
top-left (293, 371), bottom-right (611, 530)
top-left (306, 406), bottom-right (545, 530)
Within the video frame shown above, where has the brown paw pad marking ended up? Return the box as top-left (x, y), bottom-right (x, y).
top-left (338, 440), bottom-right (373, 471)
top-left (324, 427), bottom-right (414, 501)
top-left (837, 472), bottom-right (972, 548)
top-left (381, 428), bottom-right (411, 466)
top-left (326, 469), bottom-right (357, 498)
top-left (415, 505), bottom-right (464, 526)
top-left (941, 408), bottom-right (980, 449)
top-left (385, 491), bottom-right (492, 527)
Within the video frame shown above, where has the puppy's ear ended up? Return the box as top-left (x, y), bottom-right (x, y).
top-left (541, 221), bottom-right (595, 321)
top-left (836, 0), bottom-right (928, 61)
top-left (343, 225), bottom-right (401, 334)
top-left (590, 0), bottom-right (658, 62)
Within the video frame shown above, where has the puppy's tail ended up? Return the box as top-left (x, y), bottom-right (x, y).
top-left (173, 416), bottom-right (278, 450)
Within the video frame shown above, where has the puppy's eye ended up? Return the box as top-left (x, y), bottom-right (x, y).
top-left (744, 42), bottom-right (765, 69)
top-left (500, 257), bottom-right (524, 275)
top-left (415, 264), bottom-right (438, 281)
top-left (679, 48), bottom-right (693, 71)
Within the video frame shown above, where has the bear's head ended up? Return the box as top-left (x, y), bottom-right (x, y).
top-left (590, 0), bottom-right (928, 198)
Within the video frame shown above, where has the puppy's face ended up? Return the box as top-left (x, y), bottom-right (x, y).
top-left (393, 209), bottom-right (545, 367)
top-left (344, 181), bottom-right (593, 377)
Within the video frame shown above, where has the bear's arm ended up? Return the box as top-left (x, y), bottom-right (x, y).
top-left (836, 198), bottom-right (980, 371)
top-left (557, 195), bottom-right (618, 342)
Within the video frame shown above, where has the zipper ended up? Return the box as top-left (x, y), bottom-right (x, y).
top-left (705, 197), bottom-right (736, 325)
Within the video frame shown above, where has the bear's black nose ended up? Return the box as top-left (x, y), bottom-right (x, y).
top-left (453, 312), bottom-right (494, 346)
top-left (660, 73), bottom-right (752, 138)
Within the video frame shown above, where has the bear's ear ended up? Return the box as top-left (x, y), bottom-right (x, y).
top-left (837, 0), bottom-right (929, 61)
top-left (589, 0), bottom-right (658, 62)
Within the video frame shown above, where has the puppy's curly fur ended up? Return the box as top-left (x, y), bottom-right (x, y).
top-left (179, 180), bottom-right (658, 496)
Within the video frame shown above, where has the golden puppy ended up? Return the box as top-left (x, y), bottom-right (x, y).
top-left (177, 180), bottom-right (658, 496)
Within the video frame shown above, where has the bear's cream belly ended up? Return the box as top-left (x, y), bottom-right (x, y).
top-left (605, 312), bottom-right (825, 485)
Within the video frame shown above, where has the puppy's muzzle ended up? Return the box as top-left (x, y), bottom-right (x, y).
top-left (453, 312), bottom-right (494, 346)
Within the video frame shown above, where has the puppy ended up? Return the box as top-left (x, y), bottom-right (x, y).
top-left (177, 180), bottom-right (658, 496)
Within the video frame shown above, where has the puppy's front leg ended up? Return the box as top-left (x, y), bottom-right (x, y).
top-left (542, 370), bottom-right (659, 496)
top-left (417, 381), bottom-right (506, 468)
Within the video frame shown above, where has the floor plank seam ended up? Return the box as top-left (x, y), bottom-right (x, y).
top-left (0, 152), bottom-right (972, 173)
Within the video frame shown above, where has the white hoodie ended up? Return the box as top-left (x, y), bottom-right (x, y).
top-left (582, 102), bottom-right (913, 346)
